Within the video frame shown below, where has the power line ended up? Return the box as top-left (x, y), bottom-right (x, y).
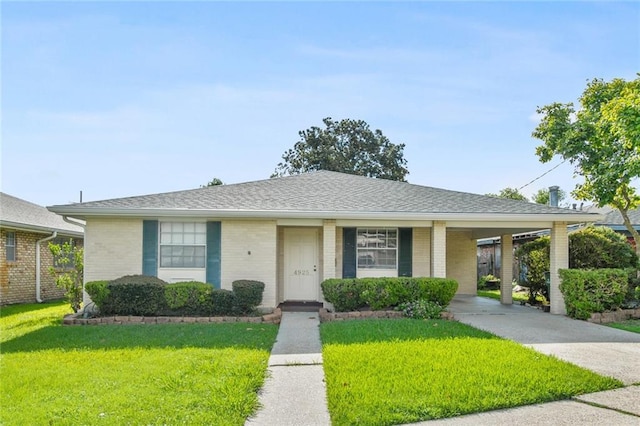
top-left (518, 159), bottom-right (567, 191)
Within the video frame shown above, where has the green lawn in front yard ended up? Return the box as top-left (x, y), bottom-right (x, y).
top-left (0, 301), bottom-right (278, 426)
top-left (320, 319), bottom-right (621, 426)
top-left (605, 319), bottom-right (640, 334)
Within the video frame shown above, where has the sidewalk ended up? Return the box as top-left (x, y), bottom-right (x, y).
top-left (245, 311), bottom-right (331, 426)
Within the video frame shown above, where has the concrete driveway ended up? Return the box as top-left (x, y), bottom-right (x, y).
top-left (448, 296), bottom-right (640, 385)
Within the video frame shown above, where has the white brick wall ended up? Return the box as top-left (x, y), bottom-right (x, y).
top-left (221, 220), bottom-right (277, 308)
top-left (335, 227), bottom-right (343, 278)
top-left (550, 222), bottom-right (568, 315)
top-left (413, 227), bottom-right (431, 277)
top-left (84, 218), bottom-right (142, 283)
top-left (446, 230), bottom-right (476, 294)
top-left (322, 220), bottom-right (336, 280)
top-left (431, 221), bottom-right (447, 277)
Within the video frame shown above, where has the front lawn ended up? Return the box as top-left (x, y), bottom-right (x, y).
top-left (605, 319), bottom-right (640, 334)
top-left (0, 301), bottom-right (278, 425)
top-left (321, 319), bottom-right (621, 426)
top-left (478, 289), bottom-right (531, 303)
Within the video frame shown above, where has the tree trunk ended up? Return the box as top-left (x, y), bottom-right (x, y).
top-left (619, 207), bottom-right (640, 262)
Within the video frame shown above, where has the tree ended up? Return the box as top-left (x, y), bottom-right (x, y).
top-left (49, 239), bottom-right (84, 313)
top-left (486, 187), bottom-right (528, 201)
top-left (532, 75), bottom-right (640, 256)
top-left (272, 117), bottom-right (409, 181)
top-left (202, 178), bottom-right (223, 187)
top-left (532, 187), bottom-right (567, 206)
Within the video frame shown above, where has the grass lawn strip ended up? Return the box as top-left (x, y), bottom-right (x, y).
top-left (321, 319), bottom-right (622, 426)
top-left (1, 301), bottom-right (278, 426)
top-left (605, 319), bottom-right (640, 333)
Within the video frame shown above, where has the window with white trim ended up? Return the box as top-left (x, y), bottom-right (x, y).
top-left (160, 222), bottom-right (206, 268)
top-left (5, 232), bottom-right (16, 262)
top-left (357, 228), bottom-right (397, 269)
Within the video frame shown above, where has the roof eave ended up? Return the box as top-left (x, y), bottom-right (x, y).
top-left (0, 220), bottom-right (84, 237)
top-left (47, 206), bottom-right (605, 224)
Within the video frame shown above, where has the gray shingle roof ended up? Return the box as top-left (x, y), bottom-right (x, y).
top-left (48, 171), bottom-right (595, 219)
top-left (1, 193), bottom-right (84, 235)
top-left (597, 208), bottom-right (640, 226)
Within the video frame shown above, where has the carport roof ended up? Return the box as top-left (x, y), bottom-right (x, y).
top-left (48, 171), bottom-right (600, 225)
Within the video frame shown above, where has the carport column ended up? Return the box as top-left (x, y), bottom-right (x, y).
top-left (500, 235), bottom-right (513, 305)
top-left (431, 221), bottom-right (447, 278)
top-left (550, 221), bottom-right (568, 315)
top-left (322, 220), bottom-right (336, 280)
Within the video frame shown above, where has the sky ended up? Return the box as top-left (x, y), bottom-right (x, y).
top-left (2, 1), bottom-right (639, 207)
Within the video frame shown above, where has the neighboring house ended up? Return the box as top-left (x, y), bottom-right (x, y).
top-left (48, 171), bottom-right (602, 315)
top-left (590, 206), bottom-right (640, 246)
top-left (1, 193), bottom-right (84, 305)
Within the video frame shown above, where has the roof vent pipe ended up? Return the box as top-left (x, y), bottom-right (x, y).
top-left (549, 186), bottom-right (559, 207)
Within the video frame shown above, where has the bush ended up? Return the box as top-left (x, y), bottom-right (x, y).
top-left (164, 281), bottom-right (214, 316)
top-left (321, 277), bottom-right (458, 312)
top-left (232, 280), bottom-right (265, 314)
top-left (211, 289), bottom-right (236, 316)
top-left (102, 275), bottom-right (168, 316)
top-left (397, 299), bottom-right (444, 319)
top-left (321, 278), bottom-right (365, 312)
top-left (559, 269), bottom-right (628, 320)
top-left (85, 280), bottom-right (109, 310)
top-left (477, 274), bottom-right (500, 290)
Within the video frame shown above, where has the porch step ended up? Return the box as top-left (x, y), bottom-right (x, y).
top-left (278, 301), bottom-right (323, 312)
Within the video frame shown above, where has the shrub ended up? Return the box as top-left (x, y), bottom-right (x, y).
top-left (569, 226), bottom-right (638, 270)
top-left (85, 280), bottom-right (110, 311)
top-left (397, 299), bottom-right (444, 319)
top-left (232, 280), bottom-right (265, 314)
top-left (164, 281), bottom-right (214, 316)
top-left (477, 274), bottom-right (500, 290)
top-left (321, 277), bottom-right (458, 312)
top-left (515, 237), bottom-right (550, 303)
top-left (321, 278), bottom-right (365, 312)
top-left (102, 275), bottom-right (168, 316)
top-left (559, 269), bottom-right (628, 320)
top-left (211, 289), bottom-right (236, 316)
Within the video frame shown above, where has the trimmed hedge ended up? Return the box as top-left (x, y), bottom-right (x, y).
top-left (85, 280), bottom-right (109, 308)
top-left (232, 280), bottom-right (265, 314)
top-left (559, 269), bottom-right (628, 320)
top-left (321, 277), bottom-right (458, 312)
top-left (164, 281), bottom-right (215, 316)
top-left (102, 275), bottom-right (168, 316)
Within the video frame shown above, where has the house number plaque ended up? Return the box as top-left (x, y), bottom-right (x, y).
top-left (294, 269), bottom-right (310, 276)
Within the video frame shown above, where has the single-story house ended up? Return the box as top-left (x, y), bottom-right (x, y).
top-left (1, 192), bottom-right (84, 305)
top-left (48, 171), bottom-right (602, 315)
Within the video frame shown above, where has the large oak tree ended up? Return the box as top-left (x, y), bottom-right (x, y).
top-left (272, 117), bottom-right (409, 181)
top-left (532, 75), bottom-right (640, 256)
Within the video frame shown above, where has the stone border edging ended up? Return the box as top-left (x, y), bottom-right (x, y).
top-left (319, 308), bottom-right (455, 322)
top-left (63, 308), bottom-right (282, 326)
top-left (588, 308), bottom-right (640, 324)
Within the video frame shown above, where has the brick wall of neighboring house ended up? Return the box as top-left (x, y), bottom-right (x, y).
top-left (0, 229), bottom-right (83, 305)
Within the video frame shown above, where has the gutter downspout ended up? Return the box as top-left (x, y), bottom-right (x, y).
top-left (36, 231), bottom-right (57, 303)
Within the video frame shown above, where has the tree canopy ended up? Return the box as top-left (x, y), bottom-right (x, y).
top-left (532, 75), bottom-right (640, 254)
top-left (201, 178), bottom-right (223, 187)
top-left (272, 117), bottom-right (409, 181)
top-left (486, 187), bottom-right (528, 201)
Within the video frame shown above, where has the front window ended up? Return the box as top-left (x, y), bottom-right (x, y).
top-left (160, 222), bottom-right (206, 268)
top-left (5, 232), bottom-right (16, 262)
top-left (357, 228), bottom-right (397, 269)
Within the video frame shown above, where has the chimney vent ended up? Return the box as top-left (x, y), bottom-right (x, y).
top-left (549, 186), bottom-right (559, 207)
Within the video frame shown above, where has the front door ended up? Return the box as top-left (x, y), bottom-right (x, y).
top-left (284, 228), bottom-right (319, 301)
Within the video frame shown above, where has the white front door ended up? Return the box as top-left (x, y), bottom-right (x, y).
top-left (284, 228), bottom-right (319, 301)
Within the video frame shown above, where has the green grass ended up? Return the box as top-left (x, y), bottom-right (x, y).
top-left (1, 301), bottom-right (278, 425)
top-left (605, 319), bottom-right (640, 333)
top-left (321, 319), bottom-right (622, 426)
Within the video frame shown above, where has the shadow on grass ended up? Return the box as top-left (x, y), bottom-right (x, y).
top-left (1, 322), bottom-right (278, 354)
top-left (320, 318), bottom-right (501, 346)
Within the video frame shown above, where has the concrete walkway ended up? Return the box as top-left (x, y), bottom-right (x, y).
top-left (247, 298), bottom-right (640, 425)
top-left (246, 312), bottom-right (331, 426)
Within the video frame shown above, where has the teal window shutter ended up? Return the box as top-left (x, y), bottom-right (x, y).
top-left (398, 228), bottom-right (413, 277)
top-left (142, 220), bottom-right (158, 276)
top-left (206, 221), bottom-right (221, 288)
top-left (342, 228), bottom-right (357, 278)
